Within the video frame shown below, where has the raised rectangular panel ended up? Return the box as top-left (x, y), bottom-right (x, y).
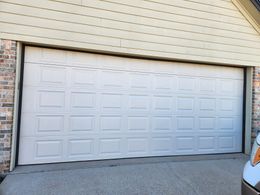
top-left (39, 91), bottom-right (65, 108)
top-left (177, 97), bottom-right (194, 111)
top-left (70, 116), bottom-right (94, 131)
top-left (23, 63), bottom-right (38, 85)
top-left (102, 71), bottom-right (125, 88)
top-left (219, 99), bottom-right (234, 111)
top-left (219, 118), bottom-right (234, 130)
top-left (199, 79), bottom-right (215, 92)
top-left (71, 92), bottom-right (95, 108)
top-left (71, 69), bottom-right (96, 87)
top-left (152, 117), bottom-right (171, 131)
top-left (177, 117), bottom-right (194, 130)
top-left (36, 140), bottom-right (62, 158)
top-left (237, 80), bottom-right (244, 96)
top-left (41, 48), bottom-right (67, 63)
top-left (219, 80), bottom-right (235, 94)
top-left (130, 73), bottom-right (150, 89)
top-left (129, 95), bottom-right (149, 110)
top-left (217, 67), bottom-right (243, 80)
top-left (24, 47), bottom-right (42, 62)
top-left (101, 93), bottom-right (122, 109)
top-left (100, 116), bottom-right (121, 131)
top-left (127, 58), bottom-right (151, 72)
top-left (99, 55), bottom-right (126, 70)
top-left (219, 136), bottom-right (234, 149)
top-left (199, 98), bottom-right (216, 111)
top-left (127, 138), bottom-right (148, 154)
top-left (128, 117), bottom-right (149, 131)
top-left (153, 75), bottom-right (173, 91)
top-left (20, 114), bottom-right (36, 136)
top-left (151, 137), bottom-right (171, 152)
top-left (177, 64), bottom-right (198, 76)
top-left (37, 116), bottom-right (63, 132)
top-left (199, 118), bottom-right (215, 130)
top-left (153, 96), bottom-right (172, 111)
top-left (198, 137), bottom-right (215, 150)
top-left (176, 137), bottom-right (194, 151)
top-left (153, 62), bottom-right (176, 74)
top-left (69, 52), bottom-right (97, 66)
top-left (199, 66), bottom-right (217, 78)
top-left (21, 88), bottom-right (36, 112)
top-left (40, 66), bottom-right (66, 85)
top-left (100, 139), bottom-right (121, 155)
top-left (68, 139), bottom-right (93, 156)
top-left (178, 77), bottom-right (196, 91)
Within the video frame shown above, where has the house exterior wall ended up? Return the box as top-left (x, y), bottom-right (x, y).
top-left (0, 39), bottom-right (16, 173)
top-left (0, 0), bottom-right (260, 173)
top-left (0, 38), bottom-right (258, 173)
top-left (0, 0), bottom-right (260, 66)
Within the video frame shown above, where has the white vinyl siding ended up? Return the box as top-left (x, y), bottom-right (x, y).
top-left (0, 0), bottom-right (260, 66)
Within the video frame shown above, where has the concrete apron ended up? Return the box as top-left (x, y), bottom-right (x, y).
top-left (10, 153), bottom-right (247, 175)
top-left (0, 153), bottom-right (249, 195)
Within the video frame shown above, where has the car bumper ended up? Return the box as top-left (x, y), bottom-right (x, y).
top-left (242, 179), bottom-right (260, 195)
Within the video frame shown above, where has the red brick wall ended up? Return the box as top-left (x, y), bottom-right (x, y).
top-left (0, 39), bottom-right (16, 173)
top-left (252, 67), bottom-right (260, 143)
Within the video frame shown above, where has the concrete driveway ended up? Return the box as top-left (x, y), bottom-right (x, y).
top-left (0, 154), bottom-right (248, 195)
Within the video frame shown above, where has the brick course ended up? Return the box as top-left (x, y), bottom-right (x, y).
top-left (252, 67), bottom-right (260, 143)
top-left (0, 39), bottom-right (16, 173)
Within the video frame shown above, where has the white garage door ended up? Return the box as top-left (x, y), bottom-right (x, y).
top-left (18, 47), bottom-right (243, 165)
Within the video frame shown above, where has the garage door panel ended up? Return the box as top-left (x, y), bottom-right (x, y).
top-left (71, 68), bottom-right (97, 88)
top-left (176, 96), bottom-right (195, 114)
top-left (177, 76), bottom-right (197, 93)
top-left (199, 78), bottom-right (216, 93)
top-left (175, 136), bottom-right (196, 153)
top-left (127, 137), bottom-right (149, 155)
top-left (217, 98), bottom-right (243, 114)
top-left (70, 92), bottom-right (96, 109)
top-left (151, 137), bottom-right (173, 154)
top-left (153, 75), bottom-right (176, 91)
top-left (19, 137), bottom-right (65, 164)
top-left (101, 93), bottom-right (124, 111)
top-left (21, 114), bottom-right (65, 136)
top-left (127, 117), bottom-right (149, 132)
top-left (101, 70), bottom-right (127, 89)
top-left (67, 139), bottom-right (95, 158)
top-left (24, 63), bottom-right (68, 87)
top-left (69, 115), bottom-right (95, 132)
top-left (197, 136), bottom-right (216, 152)
top-left (18, 47), bottom-right (244, 165)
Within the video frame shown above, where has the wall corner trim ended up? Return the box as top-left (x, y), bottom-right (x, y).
top-left (10, 42), bottom-right (22, 171)
top-left (232, 0), bottom-right (260, 35)
top-left (244, 67), bottom-right (253, 155)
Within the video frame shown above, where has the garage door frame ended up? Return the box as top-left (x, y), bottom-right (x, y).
top-left (10, 43), bottom-right (252, 170)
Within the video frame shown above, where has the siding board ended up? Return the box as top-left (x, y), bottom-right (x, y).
top-left (1, 1), bottom-right (259, 41)
top-left (86, 0), bottom-right (254, 33)
top-left (0, 31), bottom-right (257, 66)
top-left (2, 7), bottom-right (260, 50)
top-left (182, 0), bottom-right (237, 10)
top-left (0, 0), bottom-right (260, 66)
top-left (1, 12), bottom-right (260, 56)
top-left (144, 0), bottom-right (243, 18)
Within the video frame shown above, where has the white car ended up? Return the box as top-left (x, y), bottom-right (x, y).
top-left (242, 134), bottom-right (260, 195)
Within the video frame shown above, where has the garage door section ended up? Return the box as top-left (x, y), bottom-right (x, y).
top-left (18, 47), bottom-right (243, 165)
